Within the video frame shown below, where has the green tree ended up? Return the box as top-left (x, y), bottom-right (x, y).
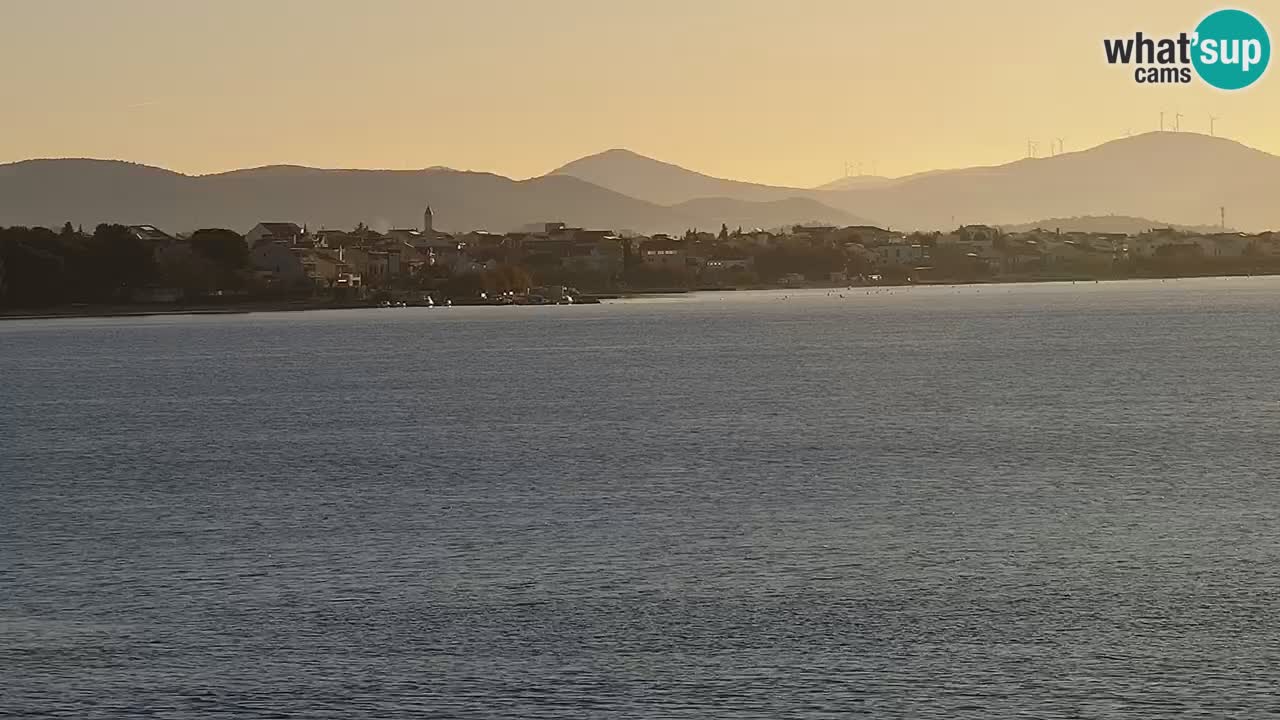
top-left (0, 226), bottom-right (67, 307)
top-left (157, 248), bottom-right (219, 294)
top-left (92, 224), bottom-right (156, 299)
top-left (190, 228), bottom-right (248, 269)
top-left (189, 228), bottom-right (249, 289)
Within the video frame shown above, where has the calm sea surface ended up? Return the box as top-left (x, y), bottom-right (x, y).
top-left (4, 278), bottom-right (1280, 718)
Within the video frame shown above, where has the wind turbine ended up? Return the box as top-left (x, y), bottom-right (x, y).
top-left (1160, 111), bottom-right (1165, 132)
top-left (1174, 113), bottom-right (1184, 132)
top-left (1030, 140), bottom-right (1041, 158)
top-left (1055, 137), bottom-right (1065, 155)
top-left (1209, 115), bottom-right (1220, 137)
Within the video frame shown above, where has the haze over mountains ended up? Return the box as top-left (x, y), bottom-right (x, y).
top-left (998, 215), bottom-right (1231, 235)
top-left (550, 149), bottom-right (815, 206)
top-left (2, 132), bottom-right (1277, 235)
top-left (824, 133), bottom-right (1279, 232)
top-left (554, 133), bottom-right (1280, 233)
top-left (0, 160), bottom-right (861, 235)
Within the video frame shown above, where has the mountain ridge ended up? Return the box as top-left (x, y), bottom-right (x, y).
top-left (0, 159), bottom-right (862, 235)
top-left (823, 133), bottom-right (1279, 231)
top-left (5, 132), bottom-right (1279, 235)
top-left (550, 133), bottom-right (1280, 232)
top-left (998, 215), bottom-right (1234, 235)
top-left (550, 148), bottom-right (813, 206)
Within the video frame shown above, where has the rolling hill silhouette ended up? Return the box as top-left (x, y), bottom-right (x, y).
top-left (4, 132), bottom-right (1277, 236)
top-left (549, 148), bottom-right (811, 205)
top-left (0, 160), bottom-right (861, 235)
top-left (551, 133), bottom-right (1280, 232)
top-left (814, 175), bottom-right (894, 191)
top-left (999, 215), bottom-right (1232, 235)
top-left (821, 132), bottom-right (1280, 232)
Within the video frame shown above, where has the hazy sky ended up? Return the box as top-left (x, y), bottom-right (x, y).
top-left (2, 0), bottom-right (1276, 186)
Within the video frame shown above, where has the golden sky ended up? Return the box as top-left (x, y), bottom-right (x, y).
top-left (2, 0), bottom-right (1276, 187)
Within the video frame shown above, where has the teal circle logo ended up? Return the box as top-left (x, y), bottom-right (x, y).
top-left (1192, 9), bottom-right (1270, 90)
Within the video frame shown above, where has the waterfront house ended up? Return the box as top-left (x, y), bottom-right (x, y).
top-left (126, 225), bottom-right (193, 267)
top-left (296, 250), bottom-right (359, 288)
top-left (127, 224), bottom-right (175, 244)
top-left (638, 236), bottom-right (687, 270)
top-left (250, 241), bottom-right (307, 284)
top-left (313, 229), bottom-right (356, 248)
top-left (1045, 239), bottom-right (1089, 265)
top-left (873, 242), bottom-right (925, 268)
top-left (1001, 240), bottom-right (1045, 273)
top-left (457, 231), bottom-right (506, 249)
top-left (1248, 232), bottom-right (1280, 256)
top-left (1126, 234), bottom-right (1165, 259)
top-left (246, 222), bottom-right (305, 247)
top-left (334, 246), bottom-right (371, 277)
top-left (791, 225), bottom-right (839, 245)
top-left (562, 237), bottom-right (624, 274)
top-left (385, 228), bottom-right (425, 245)
top-left (1203, 233), bottom-right (1252, 258)
top-left (836, 226), bottom-right (904, 246)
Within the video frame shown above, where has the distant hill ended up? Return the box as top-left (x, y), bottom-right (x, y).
top-left (0, 160), bottom-right (859, 235)
top-left (813, 168), bottom-right (957, 191)
top-left (999, 215), bottom-right (1232, 235)
top-left (814, 175), bottom-right (893, 191)
top-left (817, 133), bottom-right (1280, 232)
top-left (6, 132), bottom-right (1278, 236)
top-left (550, 148), bottom-right (811, 206)
top-left (668, 196), bottom-right (865, 232)
top-left (553, 134), bottom-right (1280, 232)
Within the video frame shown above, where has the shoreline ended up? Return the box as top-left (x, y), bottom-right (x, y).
top-left (3, 271), bottom-right (1276, 322)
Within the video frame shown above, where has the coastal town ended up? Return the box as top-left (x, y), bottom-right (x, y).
top-left (3, 204), bottom-right (1280, 311)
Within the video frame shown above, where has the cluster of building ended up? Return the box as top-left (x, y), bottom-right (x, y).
top-left (124, 204), bottom-right (1280, 294)
top-left (921, 225), bottom-right (1280, 276)
top-left (239, 209), bottom-right (629, 290)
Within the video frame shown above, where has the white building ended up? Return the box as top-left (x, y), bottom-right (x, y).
top-left (874, 243), bottom-right (925, 267)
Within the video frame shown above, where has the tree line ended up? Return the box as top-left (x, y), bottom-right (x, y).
top-left (0, 225), bottom-right (248, 309)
